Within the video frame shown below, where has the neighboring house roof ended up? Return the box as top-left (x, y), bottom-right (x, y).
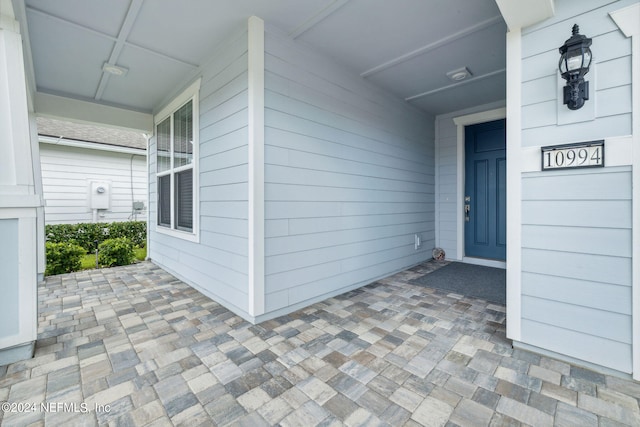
top-left (37, 117), bottom-right (147, 151)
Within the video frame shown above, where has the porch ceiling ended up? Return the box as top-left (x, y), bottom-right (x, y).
top-left (18, 0), bottom-right (507, 119)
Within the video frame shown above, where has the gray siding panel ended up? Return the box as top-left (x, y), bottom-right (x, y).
top-left (521, 319), bottom-right (632, 373)
top-left (522, 115), bottom-right (631, 147)
top-left (522, 225), bottom-right (631, 258)
top-left (266, 221), bottom-right (433, 258)
top-left (521, 200), bottom-right (631, 228)
top-left (521, 0), bottom-right (633, 147)
top-left (149, 30), bottom-right (249, 317)
top-left (522, 295), bottom-right (631, 344)
top-left (520, 167), bottom-right (632, 372)
top-left (521, 248), bottom-right (631, 287)
top-left (521, 167), bottom-right (632, 200)
top-left (0, 220), bottom-right (19, 337)
top-left (517, 1), bottom-right (633, 375)
top-left (263, 29), bottom-right (434, 314)
top-left (522, 272), bottom-right (631, 315)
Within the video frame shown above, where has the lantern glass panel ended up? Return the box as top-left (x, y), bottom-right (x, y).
top-left (567, 52), bottom-right (583, 71)
top-left (560, 54), bottom-right (568, 74)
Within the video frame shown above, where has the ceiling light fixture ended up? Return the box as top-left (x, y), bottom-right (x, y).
top-left (102, 62), bottom-right (129, 76)
top-left (446, 67), bottom-right (472, 82)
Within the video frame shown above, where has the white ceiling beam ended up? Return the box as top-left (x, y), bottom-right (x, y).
top-left (35, 92), bottom-right (153, 133)
top-left (494, 0), bottom-right (555, 31)
top-left (361, 15), bottom-right (503, 78)
top-left (25, 6), bottom-right (198, 68)
top-left (405, 68), bottom-right (506, 101)
top-left (288, 0), bottom-right (350, 39)
top-left (95, 0), bottom-right (144, 100)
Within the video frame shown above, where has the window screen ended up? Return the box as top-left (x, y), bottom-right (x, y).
top-left (157, 175), bottom-right (171, 227)
top-left (174, 169), bottom-right (193, 231)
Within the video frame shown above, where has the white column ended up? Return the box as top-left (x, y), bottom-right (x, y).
top-left (0, 1), bottom-right (40, 364)
top-left (610, 2), bottom-right (640, 382)
top-left (247, 16), bottom-right (265, 318)
top-left (505, 28), bottom-right (523, 342)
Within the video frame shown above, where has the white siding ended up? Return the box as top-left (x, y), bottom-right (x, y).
top-left (518, 0), bottom-right (635, 373)
top-left (148, 30), bottom-right (250, 317)
top-left (262, 29), bottom-right (435, 316)
top-left (40, 143), bottom-right (146, 224)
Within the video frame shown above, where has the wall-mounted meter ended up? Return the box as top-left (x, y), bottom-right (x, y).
top-left (89, 181), bottom-right (111, 209)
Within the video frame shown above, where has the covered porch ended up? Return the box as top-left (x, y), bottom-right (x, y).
top-left (1, 0), bottom-right (639, 386)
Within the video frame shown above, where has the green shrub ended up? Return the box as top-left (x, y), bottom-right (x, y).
top-left (108, 221), bottom-right (146, 248)
top-left (45, 242), bottom-right (86, 276)
top-left (46, 221), bottom-right (146, 253)
top-left (98, 237), bottom-right (136, 267)
top-left (45, 223), bottom-right (78, 246)
top-left (73, 222), bottom-right (103, 251)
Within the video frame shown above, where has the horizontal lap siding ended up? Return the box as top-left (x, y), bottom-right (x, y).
top-left (435, 117), bottom-right (458, 260)
top-left (518, 0), bottom-right (635, 373)
top-left (40, 144), bottom-right (147, 224)
top-left (521, 167), bottom-right (633, 372)
top-left (263, 30), bottom-right (434, 314)
top-left (149, 31), bottom-right (249, 315)
top-left (521, 0), bottom-right (633, 146)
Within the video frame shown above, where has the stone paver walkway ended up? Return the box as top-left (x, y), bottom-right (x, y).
top-left (1, 261), bottom-right (639, 426)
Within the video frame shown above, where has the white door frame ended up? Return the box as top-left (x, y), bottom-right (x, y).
top-left (453, 108), bottom-right (507, 269)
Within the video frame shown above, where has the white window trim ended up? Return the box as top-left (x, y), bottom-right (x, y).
top-left (154, 78), bottom-right (201, 243)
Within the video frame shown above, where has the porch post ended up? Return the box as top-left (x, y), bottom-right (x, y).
top-left (247, 16), bottom-right (265, 318)
top-left (0, 0), bottom-right (42, 364)
top-left (610, 2), bottom-right (640, 382)
top-left (505, 28), bottom-right (522, 342)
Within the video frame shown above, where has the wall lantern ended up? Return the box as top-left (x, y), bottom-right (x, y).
top-left (558, 24), bottom-right (592, 110)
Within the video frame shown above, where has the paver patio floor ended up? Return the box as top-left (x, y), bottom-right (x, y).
top-left (1, 260), bottom-right (639, 426)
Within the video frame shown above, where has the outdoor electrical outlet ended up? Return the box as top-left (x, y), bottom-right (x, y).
top-left (414, 234), bottom-right (421, 250)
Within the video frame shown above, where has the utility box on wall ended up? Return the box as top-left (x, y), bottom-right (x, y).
top-left (89, 181), bottom-right (111, 210)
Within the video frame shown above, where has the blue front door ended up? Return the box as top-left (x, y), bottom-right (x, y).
top-left (464, 119), bottom-right (506, 260)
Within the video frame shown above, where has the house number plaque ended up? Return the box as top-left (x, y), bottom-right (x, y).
top-left (541, 140), bottom-right (604, 171)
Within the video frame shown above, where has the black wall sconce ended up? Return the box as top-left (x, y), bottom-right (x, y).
top-left (558, 24), bottom-right (592, 110)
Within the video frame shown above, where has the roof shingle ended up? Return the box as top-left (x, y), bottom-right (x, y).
top-left (37, 117), bottom-right (147, 150)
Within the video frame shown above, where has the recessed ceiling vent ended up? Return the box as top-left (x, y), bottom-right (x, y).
top-left (446, 67), bottom-right (472, 82)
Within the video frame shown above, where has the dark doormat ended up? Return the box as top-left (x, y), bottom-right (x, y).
top-left (410, 262), bottom-right (506, 305)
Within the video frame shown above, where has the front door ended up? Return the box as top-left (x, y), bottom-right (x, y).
top-left (464, 119), bottom-right (506, 260)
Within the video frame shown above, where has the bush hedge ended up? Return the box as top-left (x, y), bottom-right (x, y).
top-left (98, 237), bottom-right (136, 267)
top-left (45, 221), bottom-right (146, 253)
top-left (45, 242), bottom-right (86, 276)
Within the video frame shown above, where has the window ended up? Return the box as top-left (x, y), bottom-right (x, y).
top-left (155, 80), bottom-right (200, 241)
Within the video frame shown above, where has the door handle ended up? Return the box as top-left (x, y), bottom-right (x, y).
top-left (464, 204), bottom-right (470, 222)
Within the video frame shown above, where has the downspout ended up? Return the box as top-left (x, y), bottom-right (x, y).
top-left (29, 116), bottom-right (46, 282)
top-left (130, 154), bottom-right (135, 220)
